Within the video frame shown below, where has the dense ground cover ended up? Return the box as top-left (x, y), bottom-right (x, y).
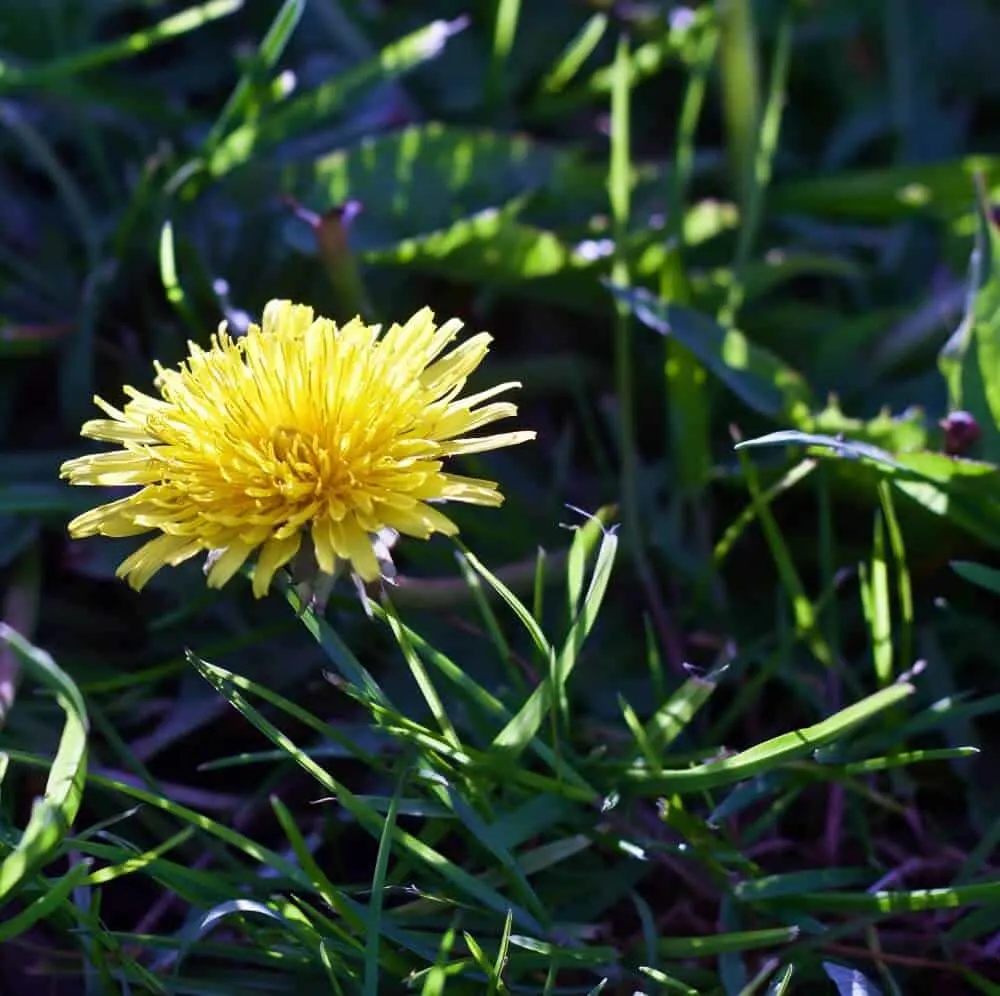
top-left (5, 1), bottom-right (1000, 993)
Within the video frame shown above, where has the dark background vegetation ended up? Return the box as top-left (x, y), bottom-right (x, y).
top-left (5, 0), bottom-right (1000, 993)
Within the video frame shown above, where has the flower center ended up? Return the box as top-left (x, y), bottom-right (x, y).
top-left (267, 426), bottom-right (334, 497)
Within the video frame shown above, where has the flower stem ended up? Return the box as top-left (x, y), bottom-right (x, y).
top-left (285, 197), bottom-right (375, 322)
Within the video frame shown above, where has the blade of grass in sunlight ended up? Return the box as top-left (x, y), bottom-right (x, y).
top-left (657, 925), bottom-right (798, 958)
top-left (736, 444), bottom-right (836, 670)
top-left (481, 523), bottom-right (617, 756)
top-left (204, 18), bottom-right (468, 177)
top-left (0, 861), bottom-right (92, 943)
top-left (539, 13), bottom-right (608, 94)
top-left (859, 503), bottom-right (894, 687)
top-left (623, 682), bottom-right (914, 793)
top-left (486, 0), bottom-right (522, 115)
top-left (721, 4), bottom-right (793, 324)
top-left (0, 0), bottom-right (241, 91)
top-left (158, 218), bottom-right (199, 330)
top-left (201, 0), bottom-right (305, 155)
top-left (717, 0), bottom-right (761, 213)
top-left (662, 20), bottom-right (716, 499)
top-left (608, 34), bottom-right (641, 570)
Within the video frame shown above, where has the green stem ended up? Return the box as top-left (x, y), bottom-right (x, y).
top-left (716, 0), bottom-right (761, 214)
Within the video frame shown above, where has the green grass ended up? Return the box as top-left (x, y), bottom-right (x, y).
top-left (5, 1), bottom-right (1000, 993)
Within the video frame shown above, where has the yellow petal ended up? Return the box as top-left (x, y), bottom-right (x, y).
top-left (60, 450), bottom-right (159, 487)
top-left (206, 543), bottom-right (255, 589)
top-left (80, 418), bottom-right (159, 444)
top-left (431, 401), bottom-right (520, 440)
top-left (439, 430), bottom-right (536, 457)
top-left (252, 532), bottom-right (302, 598)
top-left (67, 495), bottom-right (151, 538)
top-left (420, 333), bottom-right (491, 395)
top-left (381, 501), bottom-right (458, 539)
top-left (311, 517), bottom-right (338, 575)
top-left (116, 534), bottom-right (202, 590)
top-left (336, 520), bottom-right (380, 581)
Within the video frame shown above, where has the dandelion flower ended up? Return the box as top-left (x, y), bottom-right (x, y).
top-left (60, 301), bottom-right (535, 597)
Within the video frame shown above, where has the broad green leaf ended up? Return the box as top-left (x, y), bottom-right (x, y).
top-left (771, 156), bottom-right (1000, 220)
top-left (322, 202), bottom-right (750, 315)
top-left (939, 183), bottom-right (1000, 460)
top-left (736, 430), bottom-right (1000, 549)
top-left (606, 283), bottom-right (813, 419)
top-left (952, 560), bottom-right (1000, 595)
top-left (303, 123), bottom-right (600, 246)
top-left (804, 399), bottom-right (928, 453)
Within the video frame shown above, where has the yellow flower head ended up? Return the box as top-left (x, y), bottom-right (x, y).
top-left (60, 302), bottom-right (535, 597)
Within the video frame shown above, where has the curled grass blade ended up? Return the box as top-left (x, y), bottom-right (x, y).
top-left (0, 625), bottom-right (88, 903)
